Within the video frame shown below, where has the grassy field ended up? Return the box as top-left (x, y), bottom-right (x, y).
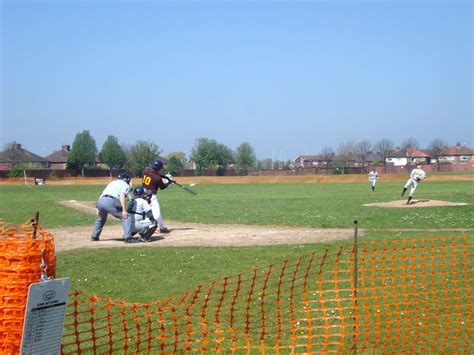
top-left (0, 177), bottom-right (472, 301)
top-left (1, 179), bottom-right (473, 229)
top-left (2, 177), bottom-right (472, 352)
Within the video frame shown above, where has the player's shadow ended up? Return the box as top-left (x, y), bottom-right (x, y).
top-left (410, 199), bottom-right (430, 205)
top-left (109, 236), bottom-right (166, 242)
top-left (148, 236), bottom-right (165, 242)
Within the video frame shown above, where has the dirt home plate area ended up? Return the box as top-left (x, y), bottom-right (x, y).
top-left (55, 200), bottom-right (353, 252)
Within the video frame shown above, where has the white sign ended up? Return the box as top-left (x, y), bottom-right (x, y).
top-left (20, 278), bottom-right (70, 355)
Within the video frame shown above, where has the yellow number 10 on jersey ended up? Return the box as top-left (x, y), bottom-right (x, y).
top-left (142, 175), bottom-right (151, 185)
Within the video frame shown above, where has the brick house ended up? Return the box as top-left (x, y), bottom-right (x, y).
top-left (45, 144), bottom-right (71, 169)
top-left (437, 144), bottom-right (474, 164)
top-left (354, 152), bottom-right (383, 167)
top-left (46, 144), bottom-right (110, 170)
top-left (385, 148), bottom-right (432, 166)
top-left (0, 142), bottom-right (50, 170)
top-left (294, 155), bottom-right (333, 168)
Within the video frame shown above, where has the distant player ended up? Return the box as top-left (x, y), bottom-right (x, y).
top-left (368, 168), bottom-right (379, 192)
top-left (401, 162), bottom-right (426, 205)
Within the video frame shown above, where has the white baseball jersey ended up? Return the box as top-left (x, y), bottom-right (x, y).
top-left (410, 168), bottom-right (426, 181)
top-left (131, 198), bottom-right (152, 222)
top-left (368, 171), bottom-right (379, 181)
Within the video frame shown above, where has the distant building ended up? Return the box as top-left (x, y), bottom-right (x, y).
top-left (294, 155), bottom-right (333, 168)
top-left (386, 148), bottom-right (431, 166)
top-left (46, 144), bottom-right (71, 169)
top-left (437, 143), bottom-right (474, 164)
top-left (0, 142), bottom-right (50, 170)
top-left (354, 152), bottom-right (383, 167)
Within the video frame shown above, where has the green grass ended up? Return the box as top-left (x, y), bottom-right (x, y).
top-left (1, 180), bottom-right (473, 229)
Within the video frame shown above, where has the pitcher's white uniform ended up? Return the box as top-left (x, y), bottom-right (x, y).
top-left (368, 170), bottom-right (379, 192)
top-left (402, 165), bottom-right (426, 204)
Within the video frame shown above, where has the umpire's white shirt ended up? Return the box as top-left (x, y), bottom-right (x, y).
top-left (100, 180), bottom-right (130, 199)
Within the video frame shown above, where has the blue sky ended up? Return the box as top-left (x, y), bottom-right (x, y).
top-left (1, 0), bottom-right (472, 161)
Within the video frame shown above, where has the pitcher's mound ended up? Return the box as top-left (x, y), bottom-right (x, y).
top-left (364, 200), bottom-right (467, 208)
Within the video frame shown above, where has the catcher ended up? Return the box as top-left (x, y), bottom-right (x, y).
top-left (127, 186), bottom-right (158, 242)
top-left (401, 161), bottom-right (427, 205)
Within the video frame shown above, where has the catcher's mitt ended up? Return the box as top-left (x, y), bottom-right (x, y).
top-left (415, 177), bottom-right (422, 182)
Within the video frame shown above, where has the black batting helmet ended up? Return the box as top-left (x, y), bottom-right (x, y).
top-left (133, 186), bottom-right (145, 196)
top-left (150, 160), bottom-right (164, 171)
top-left (117, 172), bottom-right (132, 184)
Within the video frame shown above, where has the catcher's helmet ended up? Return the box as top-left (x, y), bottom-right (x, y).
top-left (133, 186), bottom-right (145, 196)
top-left (118, 172), bottom-right (132, 184)
top-left (150, 160), bottom-right (164, 171)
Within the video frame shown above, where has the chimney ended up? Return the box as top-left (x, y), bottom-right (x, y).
top-left (456, 142), bottom-right (461, 147)
top-left (62, 144), bottom-right (71, 151)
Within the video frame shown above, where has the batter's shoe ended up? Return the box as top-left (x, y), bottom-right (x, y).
top-left (159, 227), bottom-right (170, 234)
top-left (91, 237), bottom-right (99, 241)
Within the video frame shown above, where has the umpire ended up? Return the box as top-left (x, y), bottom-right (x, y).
top-left (91, 172), bottom-right (134, 242)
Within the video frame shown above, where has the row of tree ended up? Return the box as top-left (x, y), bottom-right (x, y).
top-left (68, 132), bottom-right (452, 176)
top-left (2, 132), bottom-right (454, 177)
top-left (66, 131), bottom-right (257, 176)
top-left (323, 137), bottom-right (450, 167)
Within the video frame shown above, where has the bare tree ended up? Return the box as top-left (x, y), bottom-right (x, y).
top-left (374, 138), bottom-right (394, 172)
top-left (2, 142), bottom-right (22, 167)
top-left (356, 140), bottom-right (372, 172)
top-left (336, 140), bottom-right (357, 174)
top-left (400, 137), bottom-right (420, 164)
top-left (320, 147), bottom-right (335, 174)
top-left (428, 138), bottom-right (448, 171)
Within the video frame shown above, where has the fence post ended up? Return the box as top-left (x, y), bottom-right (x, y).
top-left (353, 220), bottom-right (358, 354)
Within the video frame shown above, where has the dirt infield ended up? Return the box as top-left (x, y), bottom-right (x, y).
top-left (53, 200), bottom-right (355, 252)
top-left (53, 198), bottom-right (473, 253)
top-left (364, 199), bottom-right (468, 208)
top-left (51, 223), bottom-right (356, 253)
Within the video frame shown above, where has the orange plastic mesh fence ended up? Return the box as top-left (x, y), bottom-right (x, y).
top-left (61, 236), bottom-right (472, 353)
top-left (0, 222), bottom-right (56, 354)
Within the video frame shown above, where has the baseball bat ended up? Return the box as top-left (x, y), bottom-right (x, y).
top-left (172, 181), bottom-right (197, 195)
